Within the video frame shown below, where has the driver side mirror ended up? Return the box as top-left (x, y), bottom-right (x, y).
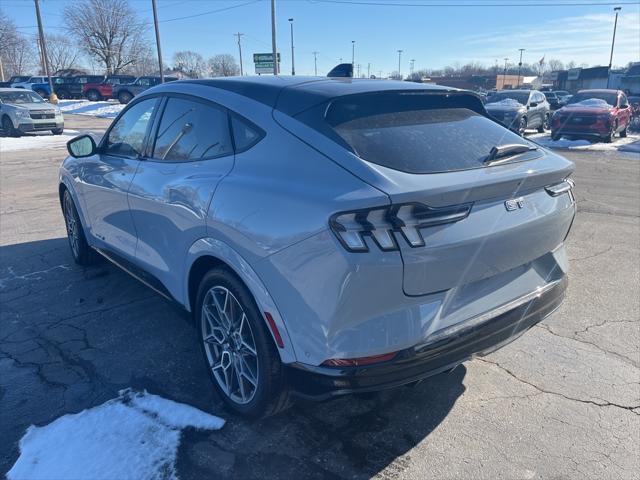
top-left (67, 134), bottom-right (97, 158)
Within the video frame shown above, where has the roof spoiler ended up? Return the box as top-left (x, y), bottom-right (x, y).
top-left (327, 63), bottom-right (353, 78)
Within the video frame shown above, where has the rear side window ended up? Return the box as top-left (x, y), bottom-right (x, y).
top-left (323, 93), bottom-right (531, 174)
top-left (152, 97), bottom-right (233, 162)
top-left (231, 116), bottom-right (262, 151)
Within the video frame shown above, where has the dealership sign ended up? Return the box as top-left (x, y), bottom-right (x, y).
top-left (253, 53), bottom-right (281, 74)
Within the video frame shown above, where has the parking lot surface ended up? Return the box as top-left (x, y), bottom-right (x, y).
top-left (1, 116), bottom-right (639, 479)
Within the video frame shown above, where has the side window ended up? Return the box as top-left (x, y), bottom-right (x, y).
top-left (104, 98), bottom-right (157, 157)
top-left (152, 97), bottom-right (232, 162)
top-left (620, 95), bottom-right (628, 108)
top-left (231, 115), bottom-right (262, 151)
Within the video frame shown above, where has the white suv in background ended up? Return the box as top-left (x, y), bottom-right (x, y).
top-left (0, 88), bottom-right (64, 137)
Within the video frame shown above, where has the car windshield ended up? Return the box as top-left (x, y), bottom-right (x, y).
top-left (486, 92), bottom-right (530, 105)
top-left (322, 92), bottom-right (533, 174)
top-left (568, 92), bottom-right (617, 106)
top-left (0, 91), bottom-right (45, 104)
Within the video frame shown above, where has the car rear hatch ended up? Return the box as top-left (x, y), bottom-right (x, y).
top-left (291, 89), bottom-right (576, 297)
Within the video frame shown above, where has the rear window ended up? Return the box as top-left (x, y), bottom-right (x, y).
top-left (322, 93), bottom-right (532, 174)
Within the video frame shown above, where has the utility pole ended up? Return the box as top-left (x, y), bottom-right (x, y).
top-left (0, 56), bottom-right (4, 82)
top-left (151, 0), bottom-right (164, 82)
top-left (33, 0), bottom-right (53, 100)
top-left (356, 64), bottom-right (361, 78)
top-left (397, 50), bottom-right (403, 79)
top-left (288, 18), bottom-right (295, 75)
top-left (378, 70), bottom-right (382, 79)
top-left (410, 59), bottom-right (415, 76)
top-left (503, 58), bottom-right (508, 89)
top-left (607, 6), bottom-right (622, 88)
top-left (517, 48), bottom-right (525, 87)
top-left (271, 0), bottom-right (278, 75)
top-left (367, 62), bottom-right (371, 78)
top-left (351, 41), bottom-right (355, 69)
top-left (235, 33), bottom-right (244, 75)
top-left (313, 51), bottom-right (318, 76)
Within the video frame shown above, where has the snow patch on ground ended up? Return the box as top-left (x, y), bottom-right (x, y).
top-left (0, 130), bottom-right (79, 152)
top-left (58, 99), bottom-right (125, 118)
top-left (530, 132), bottom-right (640, 153)
top-left (7, 389), bottom-right (225, 480)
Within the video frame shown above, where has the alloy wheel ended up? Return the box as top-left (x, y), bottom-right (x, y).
top-left (201, 286), bottom-right (259, 405)
top-left (64, 194), bottom-right (80, 258)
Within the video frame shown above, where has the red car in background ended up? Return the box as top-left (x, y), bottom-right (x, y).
top-left (551, 89), bottom-right (632, 143)
top-left (82, 75), bottom-right (136, 101)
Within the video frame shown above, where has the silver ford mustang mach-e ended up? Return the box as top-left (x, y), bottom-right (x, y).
top-left (60, 77), bottom-right (576, 417)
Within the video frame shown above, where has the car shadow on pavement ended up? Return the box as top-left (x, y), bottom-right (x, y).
top-left (1, 237), bottom-right (466, 479)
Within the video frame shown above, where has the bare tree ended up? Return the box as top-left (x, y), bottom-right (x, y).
top-left (64, 0), bottom-right (150, 74)
top-left (208, 54), bottom-right (239, 77)
top-left (173, 50), bottom-right (206, 78)
top-left (547, 59), bottom-right (564, 72)
top-left (45, 34), bottom-right (80, 74)
top-left (1, 10), bottom-right (37, 77)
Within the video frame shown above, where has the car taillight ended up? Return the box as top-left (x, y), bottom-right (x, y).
top-left (329, 202), bottom-right (472, 253)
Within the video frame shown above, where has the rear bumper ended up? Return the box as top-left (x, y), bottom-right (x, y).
top-left (285, 277), bottom-right (567, 400)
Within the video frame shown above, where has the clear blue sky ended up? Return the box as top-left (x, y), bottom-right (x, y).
top-left (3, 0), bottom-right (639, 76)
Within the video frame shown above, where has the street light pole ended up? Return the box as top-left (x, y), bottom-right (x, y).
top-left (351, 41), bottom-right (355, 69)
top-left (151, 0), bottom-right (164, 82)
top-left (33, 0), bottom-right (53, 100)
top-left (313, 51), bottom-right (318, 76)
top-left (288, 18), bottom-right (295, 76)
top-left (367, 63), bottom-right (371, 78)
top-left (607, 6), bottom-right (622, 88)
top-left (503, 58), bottom-right (508, 89)
top-left (517, 48), bottom-right (525, 87)
top-left (235, 33), bottom-right (244, 76)
top-left (397, 50), bottom-right (403, 79)
top-left (271, 0), bottom-right (278, 75)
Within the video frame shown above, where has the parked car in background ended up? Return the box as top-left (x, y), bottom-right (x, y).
top-left (113, 76), bottom-right (177, 104)
top-left (551, 89), bottom-right (632, 142)
top-left (0, 88), bottom-right (64, 136)
top-left (54, 75), bottom-right (106, 99)
top-left (29, 77), bottom-right (64, 98)
top-left (83, 75), bottom-right (136, 101)
top-left (485, 89), bottom-right (550, 133)
top-left (0, 75), bottom-right (32, 88)
top-left (60, 77), bottom-right (575, 417)
top-left (11, 76), bottom-right (48, 90)
top-left (628, 95), bottom-right (640, 131)
top-left (543, 91), bottom-right (562, 110)
top-left (554, 90), bottom-right (572, 105)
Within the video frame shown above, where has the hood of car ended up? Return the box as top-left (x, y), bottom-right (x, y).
top-left (557, 104), bottom-right (613, 115)
top-left (14, 102), bottom-right (56, 111)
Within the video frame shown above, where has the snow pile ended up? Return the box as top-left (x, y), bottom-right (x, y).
top-left (568, 98), bottom-right (611, 108)
top-left (531, 132), bottom-right (640, 152)
top-left (58, 99), bottom-right (125, 118)
top-left (7, 389), bottom-right (225, 480)
top-left (0, 130), bottom-right (79, 152)
top-left (487, 98), bottom-right (523, 107)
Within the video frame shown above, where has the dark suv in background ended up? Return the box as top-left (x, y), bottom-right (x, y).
top-left (113, 76), bottom-right (177, 104)
top-left (485, 89), bottom-right (550, 133)
top-left (55, 75), bottom-right (106, 99)
top-left (83, 75), bottom-right (136, 101)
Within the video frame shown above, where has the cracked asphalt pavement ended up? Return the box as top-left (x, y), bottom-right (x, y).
top-left (1, 115), bottom-right (639, 479)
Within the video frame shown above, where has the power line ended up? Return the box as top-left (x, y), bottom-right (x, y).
top-left (308, 0), bottom-right (640, 7)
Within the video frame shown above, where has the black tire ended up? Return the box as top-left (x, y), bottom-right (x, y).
top-left (518, 116), bottom-right (527, 134)
top-left (603, 123), bottom-right (615, 143)
top-left (2, 116), bottom-right (19, 137)
top-left (538, 114), bottom-right (550, 133)
top-left (551, 133), bottom-right (561, 141)
top-left (195, 268), bottom-right (291, 418)
top-left (34, 89), bottom-right (48, 98)
top-left (86, 89), bottom-right (102, 102)
top-left (62, 190), bottom-right (99, 266)
top-left (118, 91), bottom-right (133, 104)
top-left (56, 89), bottom-right (69, 100)
top-left (51, 128), bottom-right (64, 135)
top-left (620, 126), bottom-right (627, 138)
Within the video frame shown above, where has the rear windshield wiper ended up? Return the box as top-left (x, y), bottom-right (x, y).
top-left (484, 144), bottom-right (537, 166)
